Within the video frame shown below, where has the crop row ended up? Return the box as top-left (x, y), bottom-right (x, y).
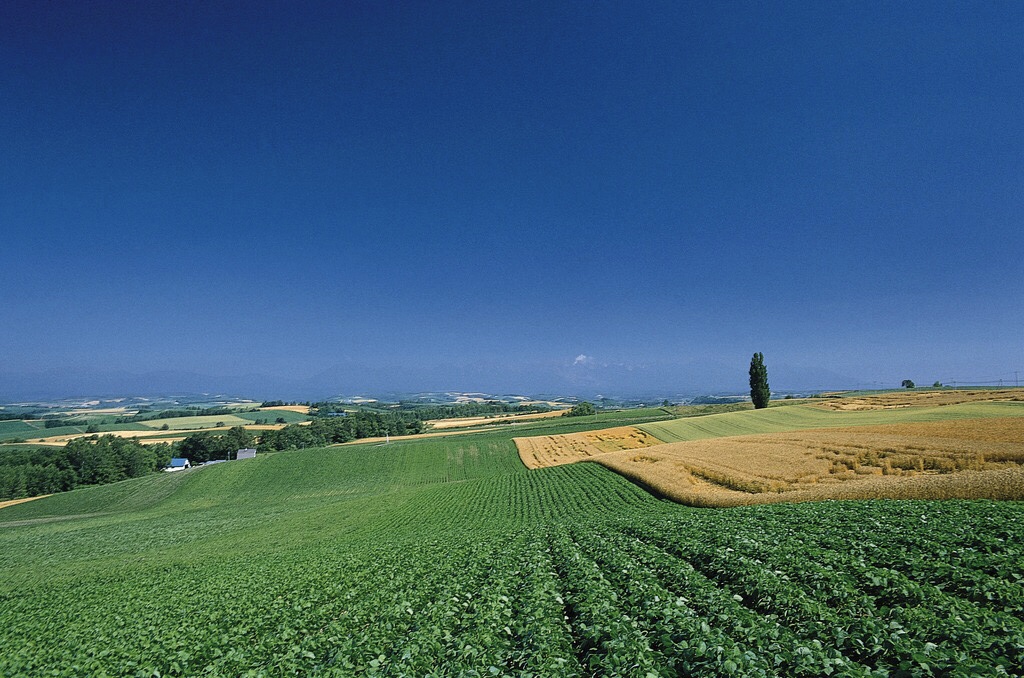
top-left (2, 432), bottom-right (1023, 677)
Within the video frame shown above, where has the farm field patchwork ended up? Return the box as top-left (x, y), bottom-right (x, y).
top-left (138, 414), bottom-right (256, 430)
top-left (1, 414), bottom-right (1023, 676)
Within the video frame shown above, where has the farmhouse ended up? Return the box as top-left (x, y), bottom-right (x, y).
top-left (165, 458), bottom-right (191, 472)
top-left (236, 448), bottom-right (257, 460)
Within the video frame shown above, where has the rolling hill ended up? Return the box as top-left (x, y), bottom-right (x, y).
top-left (2, 413), bottom-right (1022, 676)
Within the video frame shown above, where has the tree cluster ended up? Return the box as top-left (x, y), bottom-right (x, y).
top-left (0, 436), bottom-right (172, 500)
top-left (175, 427), bottom-right (255, 463)
top-left (259, 411), bottom-right (423, 451)
top-left (563, 402), bottom-right (597, 417)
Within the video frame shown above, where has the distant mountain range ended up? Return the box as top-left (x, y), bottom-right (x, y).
top-left (0, 360), bottom-right (869, 403)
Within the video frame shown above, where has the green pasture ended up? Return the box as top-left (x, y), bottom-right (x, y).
top-left (639, 401), bottom-right (1024, 443)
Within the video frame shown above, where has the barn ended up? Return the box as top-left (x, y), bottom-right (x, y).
top-left (165, 458), bottom-right (191, 472)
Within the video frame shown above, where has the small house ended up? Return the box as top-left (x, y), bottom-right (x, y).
top-left (165, 458), bottom-right (191, 472)
top-left (236, 448), bottom-right (257, 460)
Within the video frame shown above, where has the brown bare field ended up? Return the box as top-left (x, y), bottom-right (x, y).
top-left (258, 405), bottom-right (312, 414)
top-left (587, 417), bottom-right (1024, 506)
top-left (0, 495), bottom-right (49, 510)
top-left (814, 388), bottom-right (1024, 411)
top-left (428, 409), bottom-right (568, 430)
top-left (515, 426), bottom-right (662, 469)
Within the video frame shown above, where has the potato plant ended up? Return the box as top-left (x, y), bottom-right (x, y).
top-left (1, 428), bottom-right (1022, 676)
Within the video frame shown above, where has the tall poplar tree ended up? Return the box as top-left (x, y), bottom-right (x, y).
top-left (749, 352), bottom-right (770, 409)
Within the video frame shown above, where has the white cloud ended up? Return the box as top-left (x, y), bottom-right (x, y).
top-left (573, 354), bottom-right (592, 365)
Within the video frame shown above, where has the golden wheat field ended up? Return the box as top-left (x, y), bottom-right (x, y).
top-left (258, 405), bottom-right (312, 414)
top-left (516, 414), bottom-right (1024, 506)
top-left (427, 409), bottom-right (567, 430)
top-left (814, 388), bottom-right (1024, 410)
top-left (588, 417), bottom-right (1024, 506)
top-left (514, 426), bottom-right (662, 469)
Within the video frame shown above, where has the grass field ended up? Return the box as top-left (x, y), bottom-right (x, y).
top-left (1, 407), bottom-right (1023, 676)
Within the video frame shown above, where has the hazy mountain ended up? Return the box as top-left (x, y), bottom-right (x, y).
top-left (0, 359), bottom-right (866, 402)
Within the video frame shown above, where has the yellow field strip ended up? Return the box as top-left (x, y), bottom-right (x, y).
top-left (427, 409), bottom-right (568, 430)
top-left (812, 388), bottom-right (1024, 411)
top-left (22, 424), bottom-right (291, 447)
top-left (0, 495), bottom-right (50, 511)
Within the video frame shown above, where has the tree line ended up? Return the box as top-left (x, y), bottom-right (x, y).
top-left (0, 437), bottom-right (173, 500)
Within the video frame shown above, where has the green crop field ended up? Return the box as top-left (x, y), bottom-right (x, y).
top-left (139, 414), bottom-right (255, 430)
top-left (1, 417), bottom-right (1022, 677)
top-left (639, 401), bottom-right (1024, 443)
top-left (0, 424), bottom-right (87, 441)
top-left (236, 410), bottom-right (311, 424)
top-left (0, 421), bottom-right (38, 437)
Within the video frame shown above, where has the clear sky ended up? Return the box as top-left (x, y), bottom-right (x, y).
top-left (1, 1), bottom-right (1022, 398)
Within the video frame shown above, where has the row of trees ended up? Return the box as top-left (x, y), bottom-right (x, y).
top-left (169, 410), bottom-right (426, 460)
top-left (260, 412), bottom-right (424, 451)
top-left (0, 437), bottom-right (173, 500)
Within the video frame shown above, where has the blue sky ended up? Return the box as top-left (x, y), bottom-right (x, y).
top-left (1, 1), bottom-right (1022, 398)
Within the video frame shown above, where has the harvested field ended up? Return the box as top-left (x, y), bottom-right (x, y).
top-left (515, 426), bottom-right (661, 469)
top-left (258, 405), bottom-right (311, 414)
top-left (815, 388), bottom-right (1024, 410)
top-left (590, 417), bottom-right (1024, 506)
top-left (640, 401), bottom-right (1023, 443)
